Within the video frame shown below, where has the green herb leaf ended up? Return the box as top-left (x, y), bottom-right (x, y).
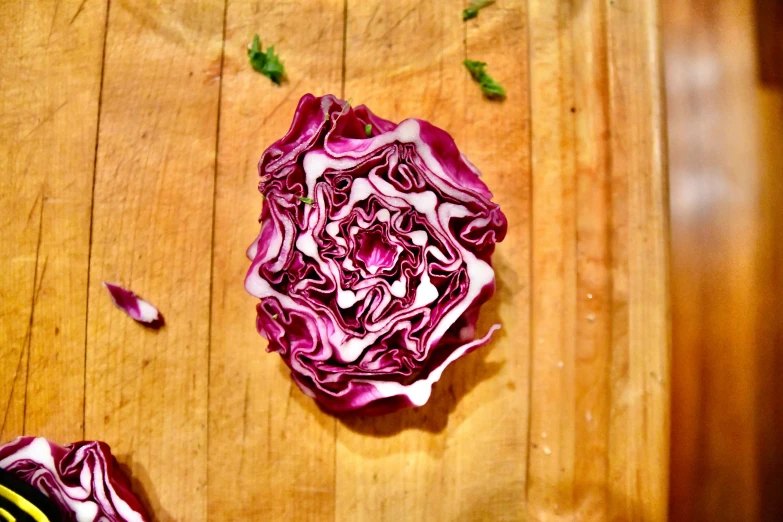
top-left (250, 34), bottom-right (260, 55)
top-left (261, 46), bottom-right (284, 83)
top-left (365, 123), bottom-right (372, 137)
top-left (464, 59), bottom-right (506, 100)
top-left (478, 75), bottom-right (506, 98)
top-left (464, 59), bottom-right (487, 80)
top-left (297, 195), bottom-right (314, 205)
top-left (248, 34), bottom-right (285, 84)
top-left (271, 314), bottom-right (279, 320)
top-left (462, 0), bottom-right (494, 21)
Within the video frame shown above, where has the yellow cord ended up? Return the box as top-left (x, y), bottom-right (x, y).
top-left (0, 484), bottom-right (49, 522)
top-left (0, 506), bottom-right (16, 521)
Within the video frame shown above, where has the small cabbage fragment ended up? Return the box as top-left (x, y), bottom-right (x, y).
top-left (245, 94), bottom-right (507, 415)
top-left (103, 282), bottom-right (164, 328)
top-left (0, 437), bottom-right (149, 522)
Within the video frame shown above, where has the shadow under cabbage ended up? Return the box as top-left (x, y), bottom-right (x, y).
top-left (117, 456), bottom-right (175, 522)
top-left (334, 334), bottom-right (506, 436)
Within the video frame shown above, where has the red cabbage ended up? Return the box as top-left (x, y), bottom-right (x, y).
top-left (0, 437), bottom-right (149, 522)
top-left (103, 283), bottom-right (164, 329)
top-left (245, 94), bottom-right (507, 415)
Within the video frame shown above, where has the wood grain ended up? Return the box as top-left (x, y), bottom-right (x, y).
top-left (527, 0), bottom-right (669, 520)
top-left (0, 0), bottom-right (106, 443)
top-left (606, 1), bottom-right (669, 519)
top-left (207, 1), bottom-right (344, 521)
top-left (665, 0), bottom-right (783, 520)
top-left (0, 0), bottom-right (670, 520)
top-left (666, 0), bottom-right (761, 520)
top-left (755, 88), bottom-right (783, 522)
top-left (84, 1), bottom-right (223, 520)
top-left (754, 0), bottom-right (783, 87)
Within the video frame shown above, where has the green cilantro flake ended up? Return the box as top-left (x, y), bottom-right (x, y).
top-left (462, 0), bottom-right (495, 21)
top-left (365, 123), bottom-right (372, 137)
top-left (297, 195), bottom-right (314, 204)
top-left (271, 314), bottom-right (279, 320)
top-left (464, 59), bottom-right (506, 100)
top-left (248, 34), bottom-right (285, 84)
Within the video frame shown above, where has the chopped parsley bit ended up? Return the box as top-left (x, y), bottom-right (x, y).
top-left (463, 0), bottom-right (495, 21)
top-left (271, 314), bottom-right (279, 320)
top-left (247, 34), bottom-right (285, 84)
top-left (464, 59), bottom-right (506, 100)
top-left (297, 195), bottom-right (314, 204)
top-left (365, 123), bottom-right (373, 137)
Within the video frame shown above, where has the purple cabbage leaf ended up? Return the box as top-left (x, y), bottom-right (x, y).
top-left (0, 437), bottom-right (149, 522)
top-left (245, 94), bottom-right (507, 415)
top-left (103, 283), bottom-right (164, 329)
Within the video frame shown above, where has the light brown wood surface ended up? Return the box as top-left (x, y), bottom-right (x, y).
top-left (664, 0), bottom-right (783, 521)
top-left (0, 1), bottom-right (669, 520)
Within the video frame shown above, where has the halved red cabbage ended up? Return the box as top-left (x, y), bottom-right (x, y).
top-left (245, 94), bottom-right (507, 415)
top-left (103, 283), bottom-right (164, 329)
top-left (0, 437), bottom-right (149, 522)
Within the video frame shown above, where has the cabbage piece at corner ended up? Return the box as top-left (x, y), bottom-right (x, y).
top-left (245, 93), bottom-right (507, 416)
top-left (0, 437), bottom-right (149, 522)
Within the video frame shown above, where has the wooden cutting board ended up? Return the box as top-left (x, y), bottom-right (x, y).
top-left (0, 0), bottom-right (669, 520)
